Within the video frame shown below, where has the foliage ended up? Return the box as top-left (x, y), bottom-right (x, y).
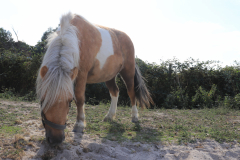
top-left (223, 93), bottom-right (240, 109)
top-left (0, 27), bottom-right (54, 100)
top-left (0, 51), bottom-right (43, 97)
top-left (0, 28), bottom-right (14, 51)
top-left (192, 84), bottom-right (217, 108)
top-left (136, 58), bottom-right (240, 109)
top-left (41, 27), bottom-right (57, 42)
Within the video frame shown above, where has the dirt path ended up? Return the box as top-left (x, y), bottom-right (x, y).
top-left (0, 100), bottom-right (240, 160)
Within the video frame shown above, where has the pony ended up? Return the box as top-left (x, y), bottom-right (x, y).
top-left (36, 12), bottom-right (153, 145)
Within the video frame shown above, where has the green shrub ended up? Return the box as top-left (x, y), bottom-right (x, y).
top-left (192, 84), bottom-right (217, 108)
top-left (163, 86), bottom-right (189, 109)
top-left (0, 51), bottom-right (43, 96)
top-left (234, 93), bottom-right (240, 109)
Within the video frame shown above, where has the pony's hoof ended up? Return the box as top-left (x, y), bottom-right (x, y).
top-left (103, 116), bottom-right (113, 122)
top-left (72, 123), bottom-right (84, 133)
top-left (132, 117), bottom-right (139, 123)
top-left (72, 126), bottom-right (84, 133)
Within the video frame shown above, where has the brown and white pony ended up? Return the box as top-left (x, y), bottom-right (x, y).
top-left (36, 12), bottom-right (153, 145)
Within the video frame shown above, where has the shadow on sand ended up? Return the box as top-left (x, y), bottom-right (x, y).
top-left (103, 120), bottom-right (163, 143)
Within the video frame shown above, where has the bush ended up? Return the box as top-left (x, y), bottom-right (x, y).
top-left (0, 51), bottom-right (43, 96)
top-left (192, 84), bottom-right (217, 108)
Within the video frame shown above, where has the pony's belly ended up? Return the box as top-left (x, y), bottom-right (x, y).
top-left (87, 73), bottom-right (116, 84)
top-left (86, 56), bottom-right (123, 83)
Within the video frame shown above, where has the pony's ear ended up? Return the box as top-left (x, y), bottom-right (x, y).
top-left (40, 66), bottom-right (48, 78)
top-left (71, 67), bottom-right (78, 80)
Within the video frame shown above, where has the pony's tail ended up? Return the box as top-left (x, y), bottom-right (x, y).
top-left (134, 64), bottom-right (154, 109)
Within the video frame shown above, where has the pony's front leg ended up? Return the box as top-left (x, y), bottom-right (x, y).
top-left (73, 100), bottom-right (86, 133)
top-left (73, 76), bottom-right (87, 133)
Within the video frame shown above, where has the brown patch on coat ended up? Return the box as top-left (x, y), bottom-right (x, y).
top-left (71, 15), bottom-right (102, 74)
top-left (40, 66), bottom-right (48, 79)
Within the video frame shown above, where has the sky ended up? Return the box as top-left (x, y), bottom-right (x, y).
top-left (1, 0), bottom-right (240, 67)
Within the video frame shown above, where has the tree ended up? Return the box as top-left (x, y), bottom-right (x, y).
top-left (0, 28), bottom-right (14, 51)
top-left (41, 27), bottom-right (57, 42)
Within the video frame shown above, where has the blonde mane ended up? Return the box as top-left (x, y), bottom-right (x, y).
top-left (36, 12), bottom-right (80, 112)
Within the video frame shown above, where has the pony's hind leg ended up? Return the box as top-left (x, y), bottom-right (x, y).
top-left (120, 70), bottom-right (139, 123)
top-left (103, 77), bottom-right (119, 122)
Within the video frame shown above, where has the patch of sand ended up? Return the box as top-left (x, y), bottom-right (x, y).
top-left (22, 134), bottom-right (240, 160)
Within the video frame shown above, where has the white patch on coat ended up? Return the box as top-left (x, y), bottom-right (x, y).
top-left (105, 93), bottom-right (118, 118)
top-left (132, 104), bottom-right (138, 118)
top-left (75, 121), bottom-right (85, 127)
top-left (79, 104), bottom-right (85, 121)
top-left (74, 104), bottom-right (86, 127)
top-left (96, 27), bottom-right (114, 69)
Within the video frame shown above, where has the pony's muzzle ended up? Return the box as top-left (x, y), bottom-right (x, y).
top-left (46, 131), bottom-right (65, 145)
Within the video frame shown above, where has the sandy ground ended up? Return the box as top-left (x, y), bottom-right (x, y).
top-left (24, 134), bottom-right (240, 160)
top-left (1, 100), bottom-right (240, 160)
top-left (24, 136), bottom-right (240, 160)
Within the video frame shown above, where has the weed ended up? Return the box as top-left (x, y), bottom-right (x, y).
top-left (0, 125), bottom-right (23, 135)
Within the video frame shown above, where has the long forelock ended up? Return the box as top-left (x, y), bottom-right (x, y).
top-left (37, 12), bottom-right (80, 112)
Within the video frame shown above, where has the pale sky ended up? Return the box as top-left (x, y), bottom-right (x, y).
top-left (1, 0), bottom-right (240, 67)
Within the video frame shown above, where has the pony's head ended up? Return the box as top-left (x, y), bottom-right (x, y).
top-left (36, 12), bottom-right (80, 145)
top-left (39, 66), bottom-right (78, 145)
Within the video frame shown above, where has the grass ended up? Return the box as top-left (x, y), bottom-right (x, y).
top-left (0, 125), bottom-right (23, 135)
top-left (0, 99), bottom-right (41, 159)
top-left (0, 88), bottom-right (36, 102)
top-left (66, 102), bottom-right (240, 144)
top-left (0, 98), bottom-right (240, 158)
